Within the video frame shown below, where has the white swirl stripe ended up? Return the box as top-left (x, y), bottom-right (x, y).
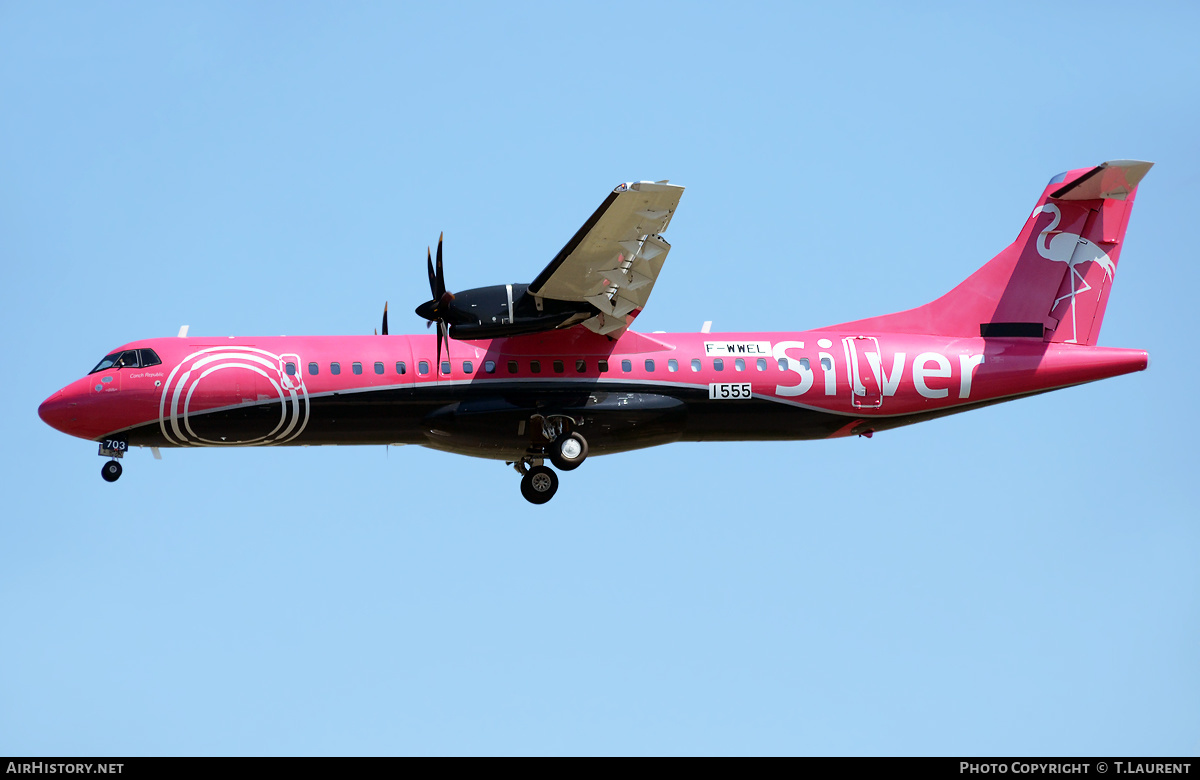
top-left (158, 347), bottom-right (311, 446)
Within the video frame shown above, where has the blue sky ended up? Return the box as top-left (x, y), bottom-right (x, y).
top-left (2, 2), bottom-right (1198, 756)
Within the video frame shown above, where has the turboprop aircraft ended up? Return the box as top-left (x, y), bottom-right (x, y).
top-left (39, 161), bottom-right (1152, 504)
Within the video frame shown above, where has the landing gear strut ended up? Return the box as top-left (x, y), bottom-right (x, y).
top-left (101, 460), bottom-right (123, 483)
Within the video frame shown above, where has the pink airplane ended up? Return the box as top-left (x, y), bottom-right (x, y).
top-left (39, 161), bottom-right (1152, 504)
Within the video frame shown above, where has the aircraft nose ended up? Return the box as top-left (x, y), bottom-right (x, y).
top-left (38, 388), bottom-right (74, 434)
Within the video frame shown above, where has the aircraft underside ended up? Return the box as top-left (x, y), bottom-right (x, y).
top-left (120, 382), bottom-right (860, 455)
top-left (117, 379), bottom-right (1039, 461)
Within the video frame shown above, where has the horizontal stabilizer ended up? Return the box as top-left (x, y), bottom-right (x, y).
top-left (1051, 160), bottom-right (1153, 201)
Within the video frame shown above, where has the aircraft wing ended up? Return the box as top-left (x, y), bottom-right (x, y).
top-left (528, 181), bottom-right (684, 336)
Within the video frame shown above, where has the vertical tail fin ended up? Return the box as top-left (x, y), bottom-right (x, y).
top-left (833, 160), bottom-right (1152, 345)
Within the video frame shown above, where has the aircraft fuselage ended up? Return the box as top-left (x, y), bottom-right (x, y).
top-left (39, 328), bottom-right (1147, 461)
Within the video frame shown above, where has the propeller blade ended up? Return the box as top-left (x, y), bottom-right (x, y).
top-left (442, 322), bottom-right (451, 374)
top-left (381, 302), bottom-right (389, 336)
top-left (418, 234), bottom-right (456, 369)
top-left (435, 232), bottom-right (445, 299)
top-left (427, 247), bottom-right (437, 300)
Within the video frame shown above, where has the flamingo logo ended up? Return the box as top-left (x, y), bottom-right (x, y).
top-left (1035, 203), bottom-right (1116, 344)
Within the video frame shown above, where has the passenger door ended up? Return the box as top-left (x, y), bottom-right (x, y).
top-left (843, 336), bottom-right (882, 409)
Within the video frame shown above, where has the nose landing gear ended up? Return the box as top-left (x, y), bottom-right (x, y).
top-left (101, 460), bottom-right (123, 483)
top-left (98, 438), bottom-right (127, 483)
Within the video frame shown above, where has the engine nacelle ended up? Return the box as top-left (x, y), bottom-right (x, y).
top-left (445, 283), bottom-right (595, 339)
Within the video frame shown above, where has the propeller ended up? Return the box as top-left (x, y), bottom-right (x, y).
top-left (414, 233), bottom-right (458, 371)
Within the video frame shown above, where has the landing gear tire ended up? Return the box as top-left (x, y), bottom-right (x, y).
top-left (549, 432), bottom-right (588, 472)
top-left (520, 465), bottom-right (559, 505)
top-left (101, 460), bottom-right (122, 483)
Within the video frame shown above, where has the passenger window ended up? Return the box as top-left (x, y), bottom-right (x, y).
top-left (735, 358), bottom-right (745, 371)
top-left (507, 360), bottom-right (518, 374)
top-left (799, 358), bottom-right (811, 370)
top-left (484, 360), bottom-right (496, 374)
top-left (668, 359), bottom-right (678, 372)
top-left (553, 360), bottom-right (564, 374)
top-left (821, 357), bottom-right (833, 371)
top-left (331, 362), bottom-right (341, 375)
top-left (463, 361), bottom-right (473, 374)
top-left (441, 361), bottom-right (451, 375)
top-left (530, 361), bottom-right (541, 374)
top-left (396, 361), bottom-right (407, 375)
top-left (418, 361), bottom-right (429, 376)
top-left (374, 362), bottom-right (384, 375)
top-left (621, 359), bottom-right (632, 372)
top-left (645, 359), bottom-right (655, 372)
top-left (691, 358), bottom-right (701, 372)
top-left (598, 359), bottom-right (609, 373)
top-left (777, 358), bottom-right (789, 371)
top-left (286, 362), bottom-right (297, 376)
top-left (714, 358), bottom-right (724, 371)
top-left (352, 362), bottom-right (363, 375)
top-left (756, 358), bottom-right (767, 371)
top-left (575, 359), bottom-right (586, 373)
top-left (139, 349), bottom-right (162, 368)
top-left (308, 362), bottom-right (319, 376)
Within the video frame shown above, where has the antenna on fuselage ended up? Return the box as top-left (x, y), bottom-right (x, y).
top-left (177, 325), bottom-right (189, 338)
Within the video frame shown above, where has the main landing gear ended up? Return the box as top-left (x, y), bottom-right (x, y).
top-left (516, 461), bottom-right (558, 505)
top-left (511, 416), bottom-right (590, 504)
top-left (549, 431), bottom-right (588, 471)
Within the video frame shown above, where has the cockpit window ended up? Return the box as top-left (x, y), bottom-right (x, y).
top-left (139, 349), bottom-right (162, 368)
top-left (90, 350), bottom-right (140, 374)
top-left (90, 353), bottom-right (121, 374)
